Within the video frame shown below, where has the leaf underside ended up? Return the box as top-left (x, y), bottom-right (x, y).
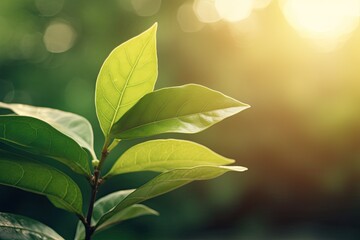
top-left (0, 115), bottom-right (90, 176)
top-left (0, 102), bottom-right (96, 160)
top-left (0, 212), bottom-right (64, 240)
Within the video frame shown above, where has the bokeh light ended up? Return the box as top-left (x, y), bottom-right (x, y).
top-left (192, 0), bottom-right (271, 24)
top-left (215, 0), bottom-right (254, 22)
top-left (43, 21), bottom-right (76, 53)
top-left (193, 0), bottom-right (221, 23)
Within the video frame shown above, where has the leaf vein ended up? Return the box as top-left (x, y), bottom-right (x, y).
top-left (107, 34), bottom-right (153, 134)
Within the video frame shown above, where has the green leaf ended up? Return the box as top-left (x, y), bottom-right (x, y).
top-left (110, 84), bottom-right (250, 139)
top-left (0, 115), bottom-right (91, 176)
top-left (95, 23), bottom-right (158, 137)
top-left (74, 190), bottom-right (158, 240)
top-left (0, 151), bottom-right (83, 215)
top-left (97, 165), bottom-right (247, 227)
top-left (105, 139), bottom-right (235, 178)
top-left (0, 102), bottom-right (96, 160)
top-left (96, 204), bottom-right (158, 232)
top-left (0, 212), bottom-right (64, 240)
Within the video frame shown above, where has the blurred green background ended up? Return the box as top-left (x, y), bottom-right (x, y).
top-left (2, 0), bottom-right (360, 239)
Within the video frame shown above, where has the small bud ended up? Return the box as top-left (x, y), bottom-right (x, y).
top-left (92, 159), bottom-right (100, 167)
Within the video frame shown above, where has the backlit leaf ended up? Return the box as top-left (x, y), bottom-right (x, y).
top-left (110, 84), bottom-right (250, 139)
top-left (0, 212), bottom-right (64, 240)
top-left (105, 139), bottom-right (234, 178)
top-left (95, 23), bottom-right (158, 137)
top-left (97, 165), bottom-right (247, 227)
top-left (0, 115), bottom-right (90, 176)
top-left (0, 151), bottom-right (83, 215)
top-left (0, 102), bottom-right (96, 160)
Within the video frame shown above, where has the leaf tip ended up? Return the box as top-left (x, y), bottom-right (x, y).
top-left (236, 166), bottom-right (248, 172)
top-left (235, 101), bottom-right (251, 112)
top-left (148, 22), bottom-right (158, 34)
top-left (224, 166), bottom-right (248, 172)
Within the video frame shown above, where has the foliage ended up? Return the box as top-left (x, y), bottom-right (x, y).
top-left (0, 23), bottom-right (249, 240)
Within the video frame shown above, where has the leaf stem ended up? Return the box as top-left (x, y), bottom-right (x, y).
top-left (84, 139), bottom-right (110, 240)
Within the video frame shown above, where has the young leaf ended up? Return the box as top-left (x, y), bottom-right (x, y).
top-left (0, 151), bottom-right (83, 215)
top-left (96, 204), bottom-right (158, 232)
top-left (105, 139), bottom-right (235, 178)
top-left (110, 84), bottom-right (250, 139)
top-left (95, 23), bottom-right (158, 137)
top-left (92, 189), bottom-right (135, 223)
top-left (0, 115), bottom-right (91, 176)
top-left (97, 165), bottom-right (247, 227)
top-left (74, 190), bottom-right (158, 240)
top-left (0, 102), bottom-right (96, 160)
top-left (0, 212), bottom-right (64, 240)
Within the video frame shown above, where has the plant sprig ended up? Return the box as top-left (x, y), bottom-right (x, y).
top-left (0, 23), bottom-right (249, 240)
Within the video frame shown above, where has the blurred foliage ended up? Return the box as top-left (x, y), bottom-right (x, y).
top-left (1, 0), bottom-right (360, 239)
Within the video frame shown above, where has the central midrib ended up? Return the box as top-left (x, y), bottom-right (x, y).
top-left (108, 34), bottom-right (153, 135)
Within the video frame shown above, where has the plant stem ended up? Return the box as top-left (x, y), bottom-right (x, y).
top-left (84, 168), bottom-right (99, 240)
top-left (84, 140), bottom-right (110, 240)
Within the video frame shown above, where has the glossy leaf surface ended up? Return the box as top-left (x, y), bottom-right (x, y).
top-left (97, 165), bottom-right (247, 227)
top-left (0, 102), bottom-right (96, 160)
top-left (0, 151), bottom-right (83, 215)
top-left (110, 84), bottom-right (250, 139)
top-left (74, 190), bottom-right (158, 239)
top-left (105, 139), bottom-right (235, 178)
top-left (0, 212), bottom-right (64, 240)
top-left (95, 23), bottom-right (158, 136)
top-left (0, 115), bottom-right (90, 176)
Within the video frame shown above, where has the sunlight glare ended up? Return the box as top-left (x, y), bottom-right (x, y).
top-left (178, 3), bottom-right (204, 32)
top-left (281, 0), bottom-right (360, 50)
top-left (253, 0), bottom-right (272, 9)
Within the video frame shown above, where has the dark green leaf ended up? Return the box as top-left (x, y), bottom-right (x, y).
top-left (0, 115), bottom-right (90, 176)
top-left (105, 139), bottom-right (234, 178)
top-left (0, 151), bottom-right (83, 215)
top-left (0, 102), bottom-right (96, 160)
top-left (97, 165), bottom-right (246, 227)
top-left (0, 212), bottom-right (64, 240)
top-left (95, 23), bottom-right (158, 137)
top-left (110, 84), bottom-right (250, 139)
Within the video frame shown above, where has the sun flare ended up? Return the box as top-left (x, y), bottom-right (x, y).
top-left (280, 0), bottom-right (360, 50)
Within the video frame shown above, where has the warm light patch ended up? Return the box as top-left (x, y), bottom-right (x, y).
top-left (253, 0), bottom-right (272, 9)
top-left (281, 0), bottom-right (360, 50)
top-left (215, 0), bottom-right (253, 22)
top-left (178, 3), bottom-right (204, 32)
top-left (193, 0), bottom-right (221, 23)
